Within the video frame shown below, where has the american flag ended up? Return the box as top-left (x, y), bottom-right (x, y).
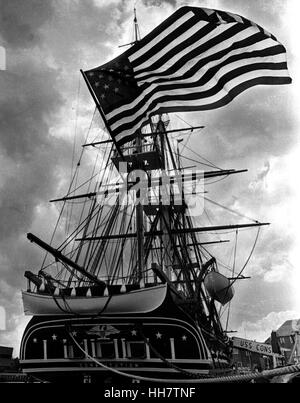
top-left (84, 6), bottom-right (291, 147)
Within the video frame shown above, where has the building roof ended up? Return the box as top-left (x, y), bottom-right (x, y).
top-left (275, 319), bottom-right (300, 337)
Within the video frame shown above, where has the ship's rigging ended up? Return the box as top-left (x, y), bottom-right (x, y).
top-left (26, 107), bottom-right (267, 331)
top-left (20, 5), bottom-right (292, 383)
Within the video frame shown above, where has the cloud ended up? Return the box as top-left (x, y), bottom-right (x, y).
top-left (93, 0), bottom-right (120, 7)
top-left (249, 161), bottom-right (270, 191)
top-left (0, 0), bottom-right (71, 349)
top-left (235, 310), bottom-right (299, 342)
top-left (0, 0), bottom-right (55, 49)
top-left (0, 290), bottom-right (31, 355)
top-left (142, 0), bottom-right (177, 7)
top-left (0, 0), bottom-right (135, 350)
top-left (0, 280), bottom-right (31, 355)
top-left (263, 258), bottom-right (294, 283)
top-left (0, 0), bottom-right (298, 359)
top-left (142, 0), bottom-right (177, 8)
top-left (217, 0), bottom-right (287, 33)
top-left (0, 51), bottom-right (71, 248)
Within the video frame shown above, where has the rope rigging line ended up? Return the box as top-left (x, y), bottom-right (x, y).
top-left (106, 205), bottom-right (135, 284)
top-left (229, 227), bottom-right (261, 288)
top-left (61, 161), bottom-right (113, 198)
top-left (225, 230), bottom-right (238, 330)
top-left (65, 108), bottom-right (99, 240)
top-left (57, 154), bottom-right (117, 256)
top-left (180, 142), bottom-right (222, 171)
top-left (174, 114), bottom-right (194, 128)
top-left (202, 208), bottom-right (222, 242)
top-left (92, 200), bottom-right (123, 273)
top-left (39, 108), bottom-right (98, 272)
top-left (173, 151), bottom-right (218, 170)
top-left (172, 115), bottom-right (224, 177)
top-left (137, 326), bottom-right (210, 379)
top-left (204, 197), bottom-right (259, 223)
top-left (104, 206), bottom-right (129, 284)
top-left (87, 204), bottom-right (118, 278)
top-left (70, 70), bottom-right (82, 184)
top-left (68, 141), bottom-right (113, 268)
top-left (204, 175), bottom-right (231, 185)
top-left (67, 329), bottom-right (300, 384)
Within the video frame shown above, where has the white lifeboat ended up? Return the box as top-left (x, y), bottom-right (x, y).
top-left (204, 271), bottom-right (234, 305)
top-left (22, 283), bottom-right (168, 316)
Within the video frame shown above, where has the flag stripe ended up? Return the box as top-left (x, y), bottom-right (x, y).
top-left (105, 30), bottom-right (272, 117)
top-left (105, 33), bottom-right (276, 117)
top-left (113, 66), bottom-right (289, 142)
top-left (129, 11), bottom-right (195, 62)
top-left (108, 51), bottom-right (287, 129)
top-left (133, 22), bottom-right (246, 78)
top-left (84, 6), bottom-right (291, 148)
top-left (113, 66), bottom-right (287, 140)
top-left (137, 37), bottom-right (281, 86)
top-left (114, 70), bottom-right (290, 145)
top-left (134, 27), bottom-right (263, 83)
top-left (132, 20), bottom-right (210, 73)
top-left (130, 13), bottom-right (201, 66)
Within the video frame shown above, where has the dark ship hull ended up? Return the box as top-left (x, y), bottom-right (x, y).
top-left (20, 286), bottom-right (232, 384)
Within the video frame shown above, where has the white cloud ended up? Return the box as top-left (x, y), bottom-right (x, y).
top-left (0, 306), bottom-right (5, 331)
top-left (0, 314), bottom-right (31, 357)
top-left (0, 290), bottom-right (31, 356)
top-left (93, 0), bottom-right (120, 7)
top-left (264, 258), bottom-right (293, 283)
top-left (177, 0), bottom-right (221, 9)
top-left (236, 310), bottom-right (299, 342)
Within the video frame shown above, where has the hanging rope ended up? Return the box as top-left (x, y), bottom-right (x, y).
top-left (67, 330), bottom-right (300, 383)
top-left (39, 108), bottom-right (98, 272)
top-left (180, 142), bottom-right (222, 171)
top-left (229, 227), bottom-right (261, 288)
top-left (225, 230), bottom-right (238, 331)
top-left (204, 197), bottom-right (259, 223)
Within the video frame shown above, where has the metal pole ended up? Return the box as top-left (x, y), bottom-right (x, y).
top-left (135, 131), bottom-right (144, 282)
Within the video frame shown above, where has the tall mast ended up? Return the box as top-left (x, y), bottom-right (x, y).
top-left (133, 8), bottom-right (143, 282)
top-left (156, 118), bottom-right (174, 280)
top-left (133, 7), bottom-right (141, 43)
top-left (135, 131), bottom-right (144, 282)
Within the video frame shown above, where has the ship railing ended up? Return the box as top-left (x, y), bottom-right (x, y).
top-left (113, 138), bottom-right (162, 160)
top-left (26, 275), bottom-right (163, 297)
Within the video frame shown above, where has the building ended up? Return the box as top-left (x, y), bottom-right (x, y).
top-left (266, 318), bottom-right (300, 364)
top-left (231, 337), bottom-right (280, 373)
top-left (232, 347), bottom-right (269, 373)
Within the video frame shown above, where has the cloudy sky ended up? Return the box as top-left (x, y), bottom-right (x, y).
top-left (0, 0), bottom-right (299, 356)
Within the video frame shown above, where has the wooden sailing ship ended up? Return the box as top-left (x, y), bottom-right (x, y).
top-left (19, 6), bottom-right (291, 383)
